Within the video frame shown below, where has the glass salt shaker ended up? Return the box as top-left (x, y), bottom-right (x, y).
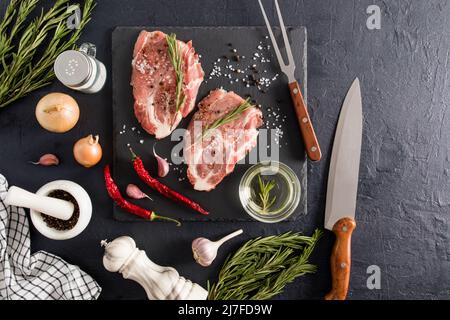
top-left (54, 42), bottom-right (106, 93)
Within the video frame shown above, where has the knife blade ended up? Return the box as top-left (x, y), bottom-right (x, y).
top-left (324, 78), bottom-right (362, 300)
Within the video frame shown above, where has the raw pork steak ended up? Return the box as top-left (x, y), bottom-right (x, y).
top-left (184, 89), bottom-right (263, 191)
top-left (131, 30), bottom-right (204, 139)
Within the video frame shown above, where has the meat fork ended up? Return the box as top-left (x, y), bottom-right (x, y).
top-left (259, 0), bottom-right (322, 161)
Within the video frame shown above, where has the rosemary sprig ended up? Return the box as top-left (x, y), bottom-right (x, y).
top-left (257, 174), bottom-right (277, 213)
top-left (0, 0), bottom-right (37, 61)
top-left (208, 230), bottom-right (322, 300)
top-left (0, 0), bottom-right (95, 108)
top-left (166, 33), bottom-right (185, 113)
top-left (202, 98), bottom-right (253, 137)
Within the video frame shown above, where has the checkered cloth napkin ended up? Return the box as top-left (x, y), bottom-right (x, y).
top-left (0, 174), bottom-right (101, 300)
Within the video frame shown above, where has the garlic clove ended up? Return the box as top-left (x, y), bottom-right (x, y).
top-left (30, 153), bottom-right (59, 166)
top-left (126, 184), bottom-right (152, 200)
top-left (153, 144), bottom-right (169, 177)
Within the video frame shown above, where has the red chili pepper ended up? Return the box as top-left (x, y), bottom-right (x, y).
top-left (104, 165), bottom-right (181, 226)
top-left (129, 149), bottom-right (209, 215)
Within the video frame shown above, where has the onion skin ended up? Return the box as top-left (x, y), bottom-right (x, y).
top-left (35, 93), bottom-right (79, 133)
top-left (73, 134), bottom-right (103, 168)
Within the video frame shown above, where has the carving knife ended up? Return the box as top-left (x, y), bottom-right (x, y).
top-left (324, 78), bottom-right (362, 300)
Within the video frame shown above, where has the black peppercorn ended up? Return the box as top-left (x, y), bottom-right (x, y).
top-left (41, 190), bottom-right (79, 231)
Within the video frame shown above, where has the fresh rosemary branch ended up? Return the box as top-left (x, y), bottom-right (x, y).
top-left (0, 0), bottom-right (95, 108)
top-left (166, 33), bottom-right (185, 113)
top-left (257, 174), bottom-right (277, 213)
top-left (0, 0), bottom-right (37, 60)
top-left (208, 229), bottom-right (323, 300)
top-left (203, 98), bottom-right (253, 137)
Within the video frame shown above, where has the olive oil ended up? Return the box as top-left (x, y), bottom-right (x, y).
top-left (239, 161), bottom-right (301, 223)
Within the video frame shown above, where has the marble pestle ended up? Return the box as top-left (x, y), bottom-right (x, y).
top-left (4, 186), bottom-right (74, 220)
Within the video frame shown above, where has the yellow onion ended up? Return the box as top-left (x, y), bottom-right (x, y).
top-left (73, 134), bottom-right (103, 168)
top-left (35, 92), bottom-right (80, 133)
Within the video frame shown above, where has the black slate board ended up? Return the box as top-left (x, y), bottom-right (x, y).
top-left (112, 26), bottom-right (307, 221)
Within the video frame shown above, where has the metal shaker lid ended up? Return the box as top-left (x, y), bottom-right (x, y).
top-left (54, 50), bottom-right (92, 87)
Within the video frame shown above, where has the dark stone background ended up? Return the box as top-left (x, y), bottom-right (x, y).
top-left (0, 0), bottom-right (449, 299)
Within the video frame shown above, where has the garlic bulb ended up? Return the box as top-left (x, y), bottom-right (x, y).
top-left (192, 229), bottom-right (243, 267)
top-left (101, 236), bottom-right (208, 300)
top-left (192, 238), bottom-right (216, 267)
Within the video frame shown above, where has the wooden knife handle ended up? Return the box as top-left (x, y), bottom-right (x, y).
top-left (288, 81), bottom-right (322, 162)
top-left (325, 217), bottom-right (356, 300)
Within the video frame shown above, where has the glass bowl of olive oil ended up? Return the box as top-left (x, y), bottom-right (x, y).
top-left (239, 161), bottom-right (301, 223)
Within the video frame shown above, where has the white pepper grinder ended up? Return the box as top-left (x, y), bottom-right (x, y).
top-left (101, 236), bottom-right (208, 300)
top-left (54, 42), bottom-right (106, 93)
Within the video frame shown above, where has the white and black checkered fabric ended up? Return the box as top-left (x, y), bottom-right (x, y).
top-left (0, 174), bottom-right (101, 300)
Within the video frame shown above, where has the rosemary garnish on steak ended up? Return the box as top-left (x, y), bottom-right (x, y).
top-left (166, 33), bottom-right (185, 113)
top-left (202, 98), bottom-right (253, 137)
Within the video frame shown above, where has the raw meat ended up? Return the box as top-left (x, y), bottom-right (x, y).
top-left (131, 30), bottom-right (204, 139)
top-left (184, 89), bottom-right (263, 191)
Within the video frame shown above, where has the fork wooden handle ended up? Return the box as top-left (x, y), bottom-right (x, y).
top-left (288, 81), bottom-right (322, 161)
